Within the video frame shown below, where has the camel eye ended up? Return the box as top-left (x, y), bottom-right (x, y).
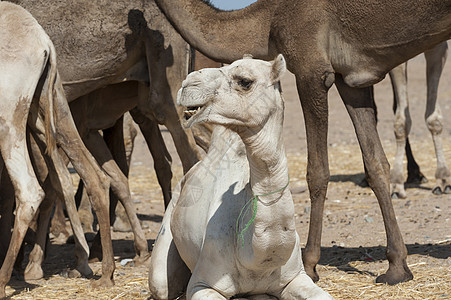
top-left (237, 78), bottom-right (253, 89)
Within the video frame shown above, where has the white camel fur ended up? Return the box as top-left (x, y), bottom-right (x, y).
top-left (148, 55), bottom-right (332, 299)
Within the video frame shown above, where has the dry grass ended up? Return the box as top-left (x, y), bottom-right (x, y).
top-left (5, 138), bottom-right (451, 299)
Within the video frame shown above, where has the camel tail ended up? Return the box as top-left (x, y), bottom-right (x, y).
top-left (44, 39), bottom-right (58, 154)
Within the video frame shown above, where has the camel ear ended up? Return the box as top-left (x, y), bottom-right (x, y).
top-left (271, 54), bottom-right (286, 83)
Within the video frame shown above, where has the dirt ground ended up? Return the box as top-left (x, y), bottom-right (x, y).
top-left (6, 46), bottom-right (451, 299)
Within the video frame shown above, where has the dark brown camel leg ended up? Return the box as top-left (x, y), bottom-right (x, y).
top-left (53, 83), bottom-right (114, 289)
top-left (335, 74), bottom-right (413, 285)
top-left (130, 108), bottom-right (173, 208)
top-left (295, 75), bottom-right (330, 283)
top-left (82, 129), bottom-right (149, 263)
top-left (405, 138), bottom-right (426, 184)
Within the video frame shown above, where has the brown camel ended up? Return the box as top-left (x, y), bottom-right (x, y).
top-left (11, 0), bottom-right (201, 173)
top-left (154, 0), bottom-right (451, 285)
top-left (0, 2), bottom-right (111, 297)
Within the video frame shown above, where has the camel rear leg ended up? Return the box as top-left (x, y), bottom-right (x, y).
top-left (335, 74), bottom-right (412, 285)
top-left (424, 42), bottom-right (450, 194)
top-left (53, 82), bottom-right (114, 288)
top-left (0, 127), bottom-right (45, 298)
top-left (82, 129), bottom-right (149, 263)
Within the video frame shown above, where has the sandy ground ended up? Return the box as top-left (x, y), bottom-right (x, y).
top-left (5, 44), bottom-right (451, 299)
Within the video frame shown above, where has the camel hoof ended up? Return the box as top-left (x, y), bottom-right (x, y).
top-left (91, 277), bottom-right (115, 289)
top-left (444, 185), bottom-right (451, 194)
top-left (375, 268), bottom-right (413, 285)
top-left (133, 252), bottom-right (152, 266)
top-left (305, 266), bottom-right (319, 283)
top-left (112, 217), bottom-right (132, 233)
top-left (432, 186), bottom-right (442, 195)
top-left (24, 263), bottom-right (44, 281)
top-left (391, 192), bottom-right (399, 200)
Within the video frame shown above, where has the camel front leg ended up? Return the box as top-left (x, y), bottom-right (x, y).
top-left (388, 63), bottom-right (411, 199)
top-left (296, 75), bottom-right (330, 282)
top-left (335, 74), bottom-right (412, 285)
top-left (424, 42), bottom-right (450, 194)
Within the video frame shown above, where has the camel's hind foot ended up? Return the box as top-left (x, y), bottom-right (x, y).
top-left (24, 262), bottom-right (44, 281)
top-left (91, 275), bottom-right (115, 289)
top-left (133, 252), bottom-right (151, 266)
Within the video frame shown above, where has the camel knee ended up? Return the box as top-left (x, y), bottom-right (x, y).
top-left (16, 188), bottom-right (45, 224)
top-left (393, 114), bottom-right (407, 141)
top-left (426, 110), bottom-right (443, 136)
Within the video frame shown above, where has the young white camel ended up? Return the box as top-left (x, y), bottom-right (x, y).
top-left (389, 42), bottom-right (450, 198)
top-left (148, 55), bottom-right (332, 299)
top-left (0, 2), bottom-right (112, 297)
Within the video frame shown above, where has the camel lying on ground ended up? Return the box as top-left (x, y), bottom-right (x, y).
top-left (0, 2), bottom-right (111, 297)
top-left (389, 42), bottom-right (450, 198)
top-left (155, 0), bottom-right (451, 284)
top-left (148, 55), bottom-right (332, 300)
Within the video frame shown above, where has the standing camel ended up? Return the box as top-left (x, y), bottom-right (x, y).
top-left (0, 2), bottom-right (111, 297)
top-left (154, 0), bottom-right (451, 285)
top-left (389, 42), bottom-right (450, 198)
top-left (8, 0), bottom-right (202, 286)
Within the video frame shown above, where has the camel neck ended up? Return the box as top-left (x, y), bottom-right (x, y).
top-left (236, 105), bottom-right (296, 268)
top-left (154, 0), bottom-right (274, 62)
top-left (239, 110), bottom-right (289, 196)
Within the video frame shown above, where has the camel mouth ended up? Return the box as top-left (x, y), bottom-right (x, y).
top-left (183, 105), bottom-right (204, 121)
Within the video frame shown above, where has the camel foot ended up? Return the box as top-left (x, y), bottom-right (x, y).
top-left (62, 267), bottom-right (93, 279)
top-left (444, 185), bottom-right (451, 194)
top-left (133, 252), bottom-right (151, 266)
top-left (375, 265), bottom-right (413, 285)
top-left (304, 265), bottom-right (319, 282)
top-left (432, 186), bottom-right (442, 195)
top-left (112, 217), bottom-right (132, 233)
top-left (91, 276), bottom-right (114, 289)
top-left (24, 263), bottom-right (44, 281)
top-left (391, 192), bottom-right (400, 200)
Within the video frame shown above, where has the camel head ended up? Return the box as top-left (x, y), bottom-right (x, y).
top-left (178, 54), bottom-right (286, 129)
